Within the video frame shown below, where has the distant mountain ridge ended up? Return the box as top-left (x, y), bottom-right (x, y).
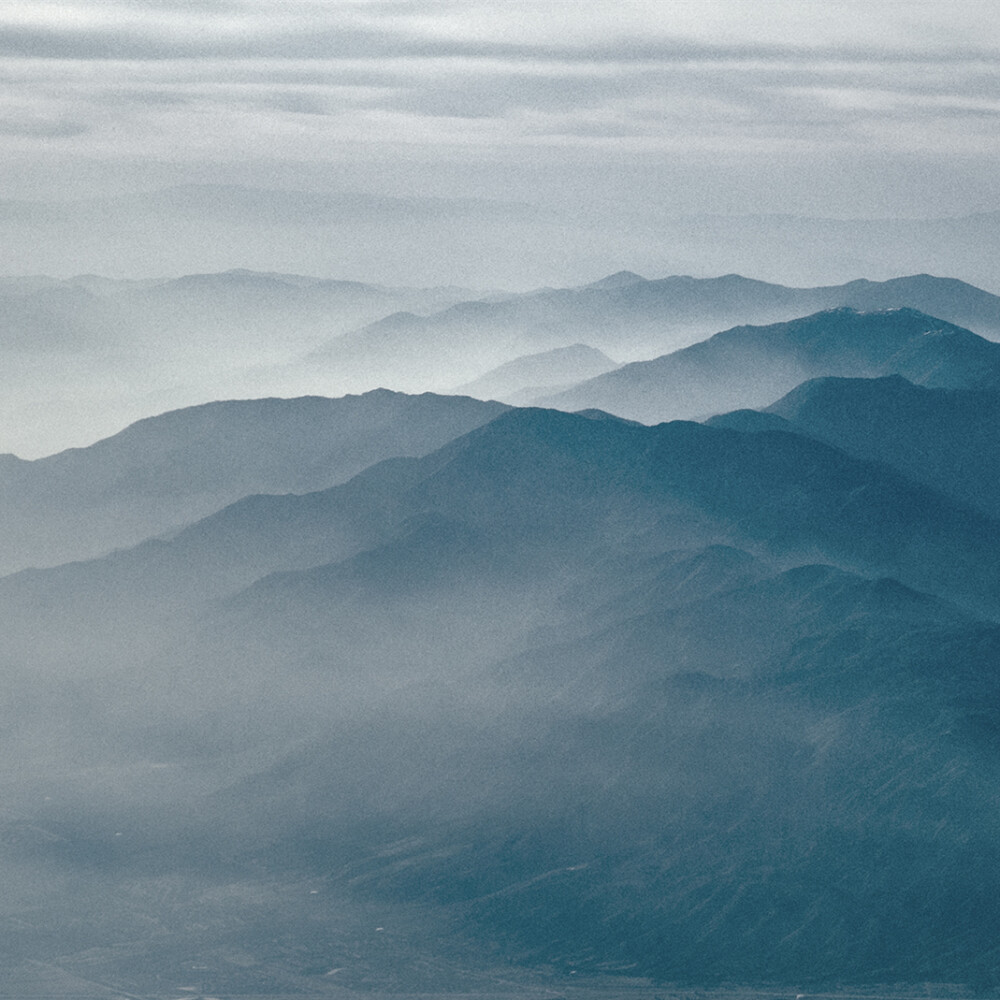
top-left (452, 344), bottom-right (618, 403)
top-left (0, 268), bottom-right (487, 458)
top-left (4, 266), bottom-right (1000, 456)
top-left (537, 306), bottom-right (1000, 422)
top-left (306, 271), bottom-right (1000, 395)
top-left (7, 182), bottom-right (1000, 292)
top-left (0, 268), bottom-right (480, 353)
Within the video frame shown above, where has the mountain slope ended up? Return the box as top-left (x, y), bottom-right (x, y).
top-left (16, 551), bottom-right (1000, 989)
top-left (292, 562), bottom-right (1000, 985)
top-left (4, 405), bottom-right (1000, 990)
top-left (0, 390), bottom-right (508, 573)
top-left (452, 344), bottom-right (618, 403)
top-left (710, 375), bottom-right (1000, 521)
top-left (538, 307), bottom-right (1000, 423)
top-left (8, 405), bottom-right (999, 674)
top-left (305, 272), bottom-right (1000, 395)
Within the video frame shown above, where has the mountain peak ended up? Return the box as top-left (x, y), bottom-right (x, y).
top-left (584, 270), bottom-right (646, 290)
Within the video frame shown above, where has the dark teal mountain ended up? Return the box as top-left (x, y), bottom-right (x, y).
top-left (711, 374), bottom-right (1000, 521)
top-left (3, 404), bottom-right (1000, 993)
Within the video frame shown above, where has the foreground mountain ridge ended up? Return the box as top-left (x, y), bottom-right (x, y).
top-left (4, 399), bottom-right (1000, 990)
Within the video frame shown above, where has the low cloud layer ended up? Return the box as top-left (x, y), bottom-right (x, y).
top-left (0, 2), bottom-right (998, 218)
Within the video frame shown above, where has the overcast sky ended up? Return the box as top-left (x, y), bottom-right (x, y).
top-left (2, 1), bottom-right (999, 217)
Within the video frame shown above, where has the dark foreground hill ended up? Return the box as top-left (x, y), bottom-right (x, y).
top-left (2, 406), bottom-right (1000, 992)
top-left (539, 306), bottom-right (1000, 422)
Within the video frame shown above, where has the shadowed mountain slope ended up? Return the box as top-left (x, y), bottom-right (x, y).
top-left (266, 561), bottom-right (1000, 986)
top-left (6, 406), bottom-right (1000, 671)
top-left (13, 551), bottom-right (1000, 989)
top-left (710, 375), bottom-right (1000, 521)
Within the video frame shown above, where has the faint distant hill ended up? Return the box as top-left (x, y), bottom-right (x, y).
top-left (306, 271), bottom-right (1000, 394)
top-left (452, 344), bottom-right (618, 403)
top-left (0, 183), bottom-right (553, 290)
top-left (0, 269), bottom-right (485, 457)
top-left (5, 183), bottom-right (1000, 293)
top-left (5, 267), bottom-right (1000, 457)
top-left (710, 374), bottom-right (1000, 521)
top-left (0, 390), bottom-right (508, 574)
top-left (0, 281), bottom-right (128, 352)
top-left (115, 267), bottom-right (480, 354)
top-left (0, 267), bottom-right (479, 356)
top-left (537, 307), bottom-right (1000, 423)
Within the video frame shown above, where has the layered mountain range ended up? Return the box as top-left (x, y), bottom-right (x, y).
top-left (536, 306), bottom-right (1000, 421)
top-left (306, 272), bottom-right (1000, 392)
top-left (0, 390), bottom-right (507, 573)
top-left (5, 267), bottom-right (1000, 457)
top-left (2, 278), bottom-right (1000, 996)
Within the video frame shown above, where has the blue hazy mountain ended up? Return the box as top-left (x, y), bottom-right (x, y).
top-left (710, 374), bottom-right (1000, 521)
top-left (4, 405), bottom-right (999, 742)
top-left (0, 390), bottom-right (507, 573)
top-left (306, 273), bottom-right (1000, 394)
top-left (538, 307), bottom-right (1000, 423)
top-left (3, 393), bottom-right (1000, 989)
top-left (262, 561), bottom-right (997, 986)
top-left (3, 407), bottom-right (998, 990)
top-left (9, 404), bottom-right (999, 627)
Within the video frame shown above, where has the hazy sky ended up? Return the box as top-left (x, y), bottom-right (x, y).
top-left (2, 1), bottom-right (1000, 218)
